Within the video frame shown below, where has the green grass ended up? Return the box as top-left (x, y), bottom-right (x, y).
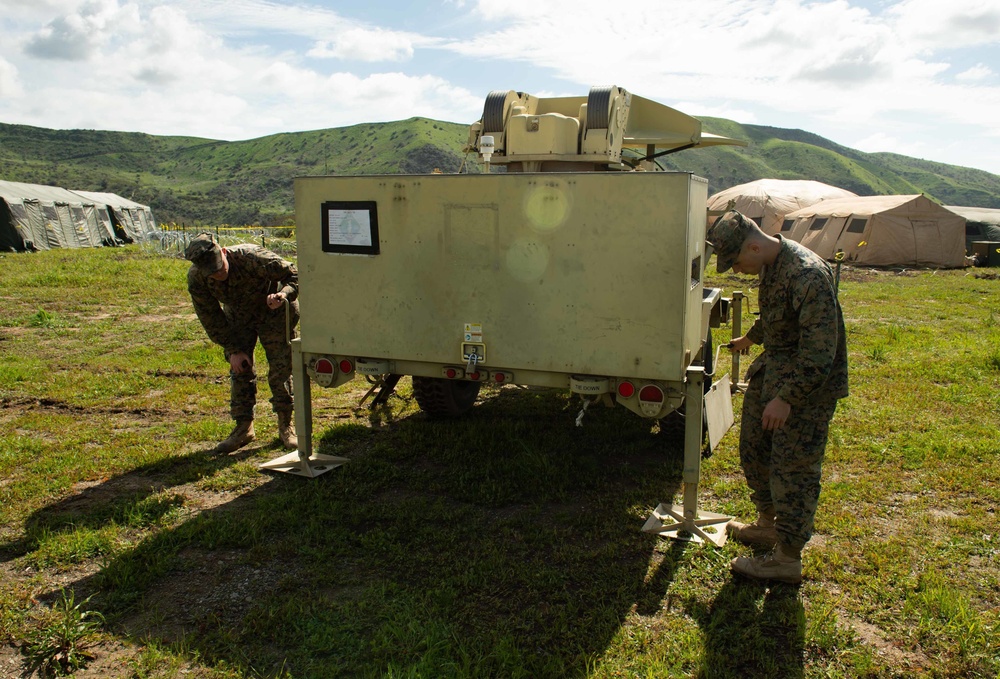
top-left (22, 589), bottom-right (106, 676)
top-left (0, 247), bottom-right (998, 677)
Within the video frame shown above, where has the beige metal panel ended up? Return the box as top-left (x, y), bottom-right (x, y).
top-left (296, 172), bottom-right (708, 383)
top-left (621, 94), bottom-right (700, 148)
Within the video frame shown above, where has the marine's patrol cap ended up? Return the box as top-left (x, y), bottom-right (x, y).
top-left (184, 233), bottom-right (224, 275)
top-left (706, 210), bottom-right (755, 273)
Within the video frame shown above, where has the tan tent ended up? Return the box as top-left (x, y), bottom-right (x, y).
top-left (782, 194), bottom-right (966, 268)
top-left (707, 179), bottom-right (857, 234)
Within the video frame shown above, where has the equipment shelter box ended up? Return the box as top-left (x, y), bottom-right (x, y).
top-left (295, 171), bottom-right (711, 407)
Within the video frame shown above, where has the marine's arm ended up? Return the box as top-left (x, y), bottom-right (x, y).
top-left (187, 269), bottom-right (239, 356)
top-left (777, 271), bottom-right (841, 407)
top-left (254, 249), bottom-right (298, 309)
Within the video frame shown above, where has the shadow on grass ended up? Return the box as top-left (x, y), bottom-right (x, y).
top-left (696, 577), bottom-right (806, 679)
top-left (0, 443), bottom-right (257, 565)
top-left (21, 387), bottom-right (768, 677)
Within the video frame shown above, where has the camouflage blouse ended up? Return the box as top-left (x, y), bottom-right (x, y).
top-left (187, 244), bottom-right (299, 357)
top-left (745, 237), bottom-right (849, 407)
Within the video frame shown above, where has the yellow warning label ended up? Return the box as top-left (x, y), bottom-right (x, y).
top-left (464, 322), bottom-right (482, 342)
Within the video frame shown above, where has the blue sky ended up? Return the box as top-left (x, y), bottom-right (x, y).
top-left (1, 0), bottom-right (999, 177)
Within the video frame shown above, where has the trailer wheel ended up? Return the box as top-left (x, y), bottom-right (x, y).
top-left (412, 376), bottom-right (481, 416)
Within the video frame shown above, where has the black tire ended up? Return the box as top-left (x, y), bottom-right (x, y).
top-left (411, 376), bottom-right (481, 416)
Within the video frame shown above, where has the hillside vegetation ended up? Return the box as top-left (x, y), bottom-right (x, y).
top-left (1, 115), bottom-right (998, 226)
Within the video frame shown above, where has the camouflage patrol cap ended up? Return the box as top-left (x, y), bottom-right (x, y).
top-left (184, 233), bottom-right (224, 275)
top-left (706, 210), bottom-right (755, 273)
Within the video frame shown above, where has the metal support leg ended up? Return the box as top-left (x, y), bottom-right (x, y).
top-left (643, 365), bottom-right (731, 546)
top-left (732, 290), bottom-right (744, 390)
top-left (259, 339), bottom-right (348, 477)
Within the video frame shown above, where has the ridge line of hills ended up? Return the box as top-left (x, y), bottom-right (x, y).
top-left (1, 116), bottom-right (998, 226)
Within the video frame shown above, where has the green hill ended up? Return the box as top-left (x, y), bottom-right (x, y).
top-left (1, 116), bottom-right (998, 226)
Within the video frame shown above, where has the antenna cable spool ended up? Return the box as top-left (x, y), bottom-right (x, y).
top-left (586, 86), bottom-right (614, 130)
top-left (482, 90), bottom-right (520, 133)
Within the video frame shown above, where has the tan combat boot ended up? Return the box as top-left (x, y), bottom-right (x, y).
top-left (731, 544), bottom-right (802, 584)
top-left (277, 411), bottom-right (298, 450)
top-left (726, 509), bottom-right (778, 548)
top-left (215, 420), bottom-right (255, 454)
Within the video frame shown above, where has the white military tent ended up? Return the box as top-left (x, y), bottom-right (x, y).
top-left (71, 190), bottom-right (158, 243)
top-left (707, 179), bottom-right (857, 234)
top-left (944, 206), bottom-right (1000, 253)
top-left (782, 194), bottom-right (966, 268)
top-left (945, 206), bottom-right (1000, 226)
top-left (0, 180), bottom-right (117, 251)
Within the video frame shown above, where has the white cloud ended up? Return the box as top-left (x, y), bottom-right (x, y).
top-left (887, 0), bottom-right (1000, 49)
top-left (176, 0), bottom-right (352, 38)
top-left (118, 4), bottom-right (248, 89)
top-left (0, 0), bottom-right (80, 21)
top-left (310, 72), bottom-right (482, 126)
top-left (956, 63), bottom-right (994, 82)
top-left (23, 0), bottom-right (140, 61)
top-left (851, 131), bottom-right (927, 157)
top-left (308, 28), bottom-right (418, 62)
top-left (679, 101), bottom-right (758, 124)
top-left (0, 57), bottom-right (23, 97)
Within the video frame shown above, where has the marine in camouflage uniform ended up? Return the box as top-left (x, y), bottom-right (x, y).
top-left (185, 233), bottom-right (300, 453)
top-left (707, 211), bottom-right (848, 584)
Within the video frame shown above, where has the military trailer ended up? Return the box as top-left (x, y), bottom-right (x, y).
top-left (262, 86), bottom-right (747, 545)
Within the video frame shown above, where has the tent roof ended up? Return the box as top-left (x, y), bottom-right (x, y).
top-left (70, 190), bottom-right (151, 210)
top-left (783, 194), bottom-right (935, 219)
top-left (707, 179), bottom-right (856, 212)
top-left (0, 179), bottom-right (94, 205)
top-left (944, 206), bottom-right (1000, 225)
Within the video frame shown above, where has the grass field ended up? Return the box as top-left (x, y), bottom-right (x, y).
top-left (0, 246), bottom-right (998, 678)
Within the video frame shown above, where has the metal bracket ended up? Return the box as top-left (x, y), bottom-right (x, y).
top-left (369, 374), bottom-right (402, 407)
top-left (259, 450), bottom-right (349, 478)
top-left (642, 503), bottom-right (732, 547)
top-left (259, 338), bottom-right (348, 478)
top-left (643, 365), bottom-right (732, 546)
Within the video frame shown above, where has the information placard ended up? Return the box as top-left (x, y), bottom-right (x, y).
top-left (321, 201), bottom-right (380, 255)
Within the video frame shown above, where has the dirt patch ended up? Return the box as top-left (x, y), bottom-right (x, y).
top-left (119, 547), bottom-right (299, 646)
top-left (844, 614), bottom-right (929, 672)
top-left (0, 396), bottom-right (173, 419)
top-left (836, 266), bottom-right (921, 282)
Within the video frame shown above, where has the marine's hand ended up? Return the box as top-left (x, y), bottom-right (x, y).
top-left (266, 292), bottom-right (287, 310)
top-left (761, 396), bottom-right (791, 430)
top-left (726, 335), bottom-right (753, 355)
top-left (229, 351), bottom-right (252, 374)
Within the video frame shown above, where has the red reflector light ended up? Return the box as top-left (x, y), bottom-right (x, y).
top-left (638, 385), bottom-right (664, 402)
top-left (446, 368), bottom-right (457, 379)
top-left (316, 359), bottom-right (334, 374)
top-left (469, 371), bottom-right (480, 381)
top-left (494, 373), bottom-right (506, 383)
top-left (339, 359), bottom-right (353, 373)
top-left (617, 381), bottom-right (635, 398)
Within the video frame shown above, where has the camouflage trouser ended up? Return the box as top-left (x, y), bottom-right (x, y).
top-left (739, 367), bottom-right (838, 553)
top-left (227, 308), bottom-right (299, 422)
